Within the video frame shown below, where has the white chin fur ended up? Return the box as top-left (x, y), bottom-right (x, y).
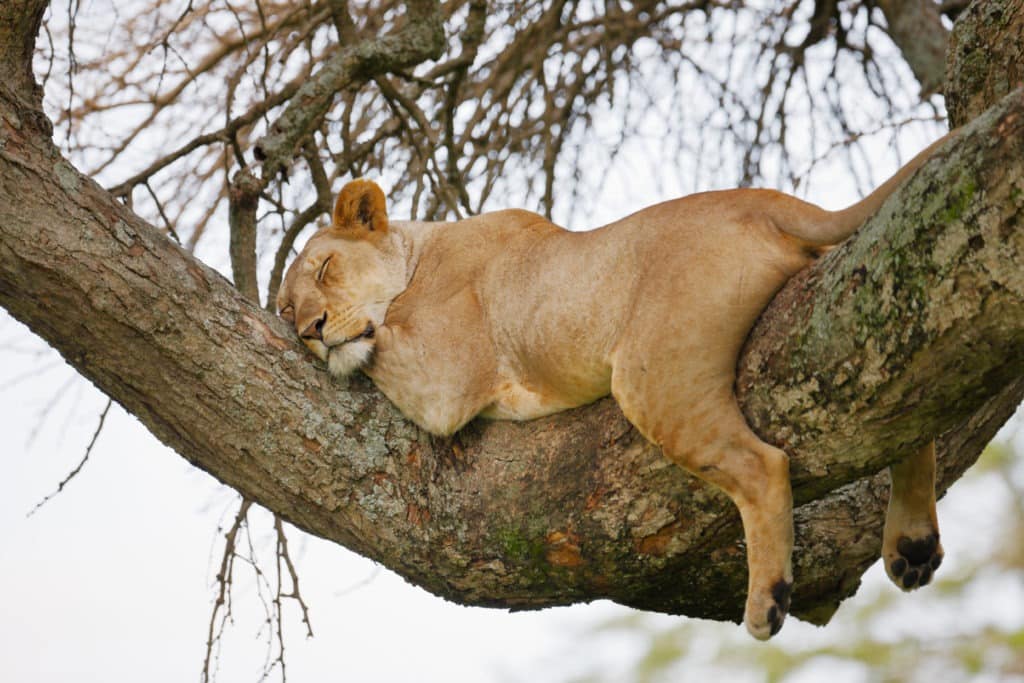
top-left (327, 339), bottom-right (374, 377)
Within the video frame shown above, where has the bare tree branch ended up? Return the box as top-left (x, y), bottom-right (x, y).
top-left (876, 0), bottom-right (949, 97)
top-left (251, 0), bottom-right (445, 178)
top-left (228, 168), bottom-right (261, 302)
top-left (203, 498), bottom-right (252, 683)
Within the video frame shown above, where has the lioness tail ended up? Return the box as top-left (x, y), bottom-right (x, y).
top-left (785, 131), bottom-right (953, 246)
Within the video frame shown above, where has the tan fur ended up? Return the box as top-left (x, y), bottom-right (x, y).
top-left (277, 137), bottom-right (950, 638)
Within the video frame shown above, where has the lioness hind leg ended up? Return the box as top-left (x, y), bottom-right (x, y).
top-left (684, 430), bottom-right (794, 639)
top-left (654, 412), bottom-right (794, 640)
top-left (610, 348), bottom-right (794, 638)
top-left (883, 440), bottom-right (944, 590)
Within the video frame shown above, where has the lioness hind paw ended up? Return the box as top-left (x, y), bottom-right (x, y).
top-left (745, 579), bottom-right (792, 640)
top-left (885, 532), bottom-right (943, 591)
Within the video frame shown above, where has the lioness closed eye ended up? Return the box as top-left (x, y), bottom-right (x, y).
top-left (277, 134), bottom-right (951, 639)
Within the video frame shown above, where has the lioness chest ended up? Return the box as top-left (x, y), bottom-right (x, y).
top-left (369, 218), bottom-right (630, 432)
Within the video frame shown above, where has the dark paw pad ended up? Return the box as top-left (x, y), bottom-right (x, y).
top-left (898, 535), bottom-right (938, 565)
top-left (768, 580), bottom-right (792, 636)
top-left (889, 532), bottom-right (942, 590)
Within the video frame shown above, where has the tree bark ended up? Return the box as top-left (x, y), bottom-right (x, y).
top-left (945, 0), bottom-right (1024, 126)
top-left (0, 1), bottom-right (1022, 626)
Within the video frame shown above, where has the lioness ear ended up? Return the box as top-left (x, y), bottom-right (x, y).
top-left (332, 178), bottom-right (388, 235)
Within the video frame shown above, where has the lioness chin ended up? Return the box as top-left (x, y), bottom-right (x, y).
top-left (277, 134), bottom-right (951, 639)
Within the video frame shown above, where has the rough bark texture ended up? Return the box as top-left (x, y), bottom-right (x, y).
top-left (946, 0), bottom-right (1024, 126)
top-left (0, 0), bottom-right (1021, 626)
top-left (0, 0), bottom-right (46, 91)
top-left (228, 169), bottom-right (261, 301)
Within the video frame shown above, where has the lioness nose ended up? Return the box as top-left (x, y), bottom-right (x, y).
top-left (301, 313), bottom-right (327, 341)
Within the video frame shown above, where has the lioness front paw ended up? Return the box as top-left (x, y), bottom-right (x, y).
top-left (884, 532), bottom-right (943, 590)
top-left (744, 579), bottom-right (792, 640)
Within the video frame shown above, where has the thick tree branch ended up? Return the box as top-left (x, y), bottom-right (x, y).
top-left (2, 0), bottom-right (1023, 627)
top-left (0, 0), bottom-right (47, 93)
top-left (2, 70), bottom-right (1021, 624)
top-left (0, 0), bottom-right (48, 144)
top-left (945, 0), bottom-right (1024, 126)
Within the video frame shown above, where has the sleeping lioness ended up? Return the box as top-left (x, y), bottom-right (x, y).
top-left (277, 136), bottom-right (949, 638)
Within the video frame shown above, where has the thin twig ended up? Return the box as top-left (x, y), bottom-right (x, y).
top-left (261, 515), bottom-right (315, 682)
top-left (202, 497), bottom-right (253, 683)
top-left (27, 398), bottom-right (112, 517)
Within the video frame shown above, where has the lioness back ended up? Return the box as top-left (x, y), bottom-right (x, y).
top-left (377, 191), bottom-right (821, 432)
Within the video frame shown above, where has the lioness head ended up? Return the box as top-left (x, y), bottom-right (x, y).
top-left (276, 179), bottom-right (407, 377)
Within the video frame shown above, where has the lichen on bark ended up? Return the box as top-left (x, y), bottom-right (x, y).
top-left (946, 0), bottom-right (1024, 126)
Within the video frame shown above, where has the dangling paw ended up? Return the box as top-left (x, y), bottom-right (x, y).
top-left (744, 578), bottom-right (792, 640)
top-left (884, 531), bottom-right (943, 590)
top-left (884, 441), bottom-right (942, 591)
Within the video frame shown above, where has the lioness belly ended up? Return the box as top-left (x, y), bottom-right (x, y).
top-left (481, 370), bottom-right (612, 421)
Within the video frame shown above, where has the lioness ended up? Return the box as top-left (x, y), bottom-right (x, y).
top-left (277, 137), bottom-right (949, 638)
